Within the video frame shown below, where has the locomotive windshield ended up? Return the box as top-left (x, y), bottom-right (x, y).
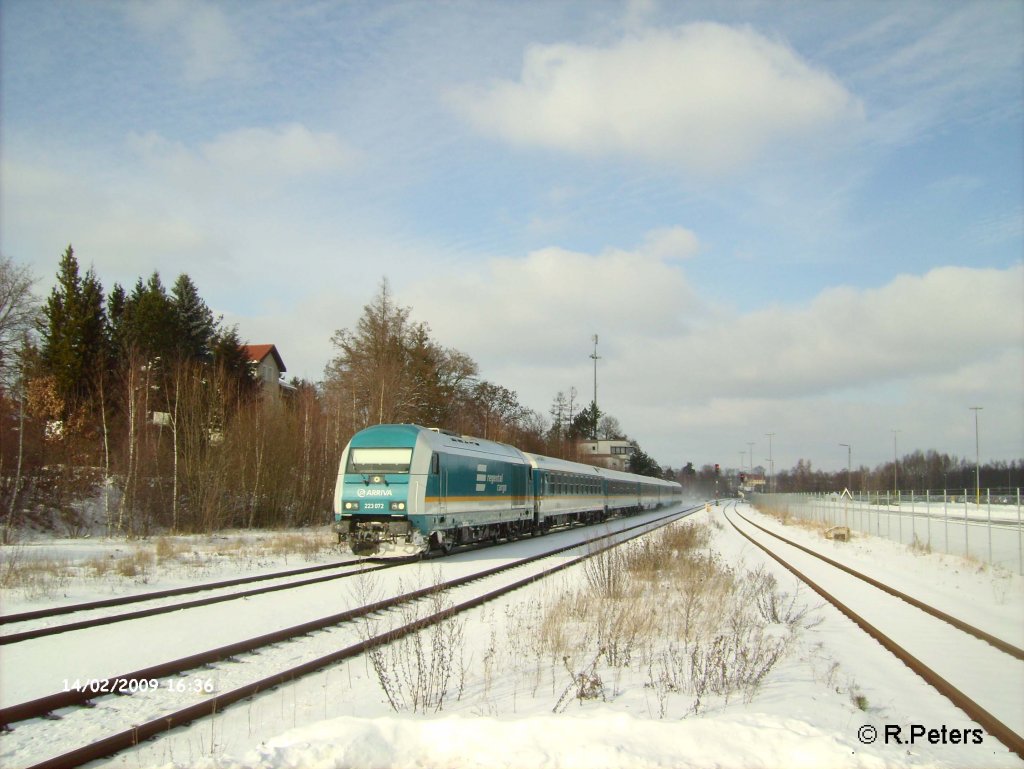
top-left (347, 447), bottom-right (413, 475)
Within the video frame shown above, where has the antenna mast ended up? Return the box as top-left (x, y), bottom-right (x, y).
top-left (590, 334), bottom-right (601, 440)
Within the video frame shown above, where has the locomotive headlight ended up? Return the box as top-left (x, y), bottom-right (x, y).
top-left (343, 501), bottom-right (360, 511)
top-left (371, 475), bottom-right (384, 484)
top-left (390, 501), bottom-right (406, 511)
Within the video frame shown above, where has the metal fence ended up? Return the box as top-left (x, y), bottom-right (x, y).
top-left (747, 488), bottom-right (1023, 575)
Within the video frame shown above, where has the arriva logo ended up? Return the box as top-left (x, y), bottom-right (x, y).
top-left (357, 488), bottom-right (393, 498)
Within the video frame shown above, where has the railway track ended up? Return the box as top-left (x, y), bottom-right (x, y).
top-left (1, 556), bottom-right (366, 626)
top-left (1, 504), bottom-right (700, 769)
top-left (724, 504), bottom-right (1024, 760)
top-left (0, 559), bottom-right (399, 645)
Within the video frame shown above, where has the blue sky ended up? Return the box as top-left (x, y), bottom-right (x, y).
top-left (2, 0), bottom-right (1021, 474)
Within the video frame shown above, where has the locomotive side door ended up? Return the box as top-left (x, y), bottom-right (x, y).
top-left (431, 452), bottom-right (448, 517)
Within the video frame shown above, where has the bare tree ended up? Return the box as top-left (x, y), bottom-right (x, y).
top-left (0, 256), bottom-right (37, 389)
top-left (0, 258), bottom-right (37, 540)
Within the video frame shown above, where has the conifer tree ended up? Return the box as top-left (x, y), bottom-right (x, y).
top-left (123, 272), bottom-right (177, 366)
top-left (212, 325), bottom-right (257, 402)
top-left (106, 283), bottom-right (128, 355)
top-left (171, 274), bottom-right (215, 362)
top-left (39, 245), bottom-right (108, 419)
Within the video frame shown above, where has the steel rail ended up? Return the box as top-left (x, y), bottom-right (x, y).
top-left (1, 558), bottom-right (364, 625)
top-left (1, 504), bottom-right (700, 730)
top-left (723, 507), bottom-right (1024, 761)
top-left (19, 505), bottom-right (699, 769)
top-left (1, 504), bottom-right (689, 645)
top-left (731, 508), bottom-right (1024, 660)
top-left (0, 561), bottom-right (394, 645)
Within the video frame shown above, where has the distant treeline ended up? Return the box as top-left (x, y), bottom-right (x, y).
top-left (666, 454), bottom-right (1022, 498)
top-left (770, 453), bottom-right (1023, 495)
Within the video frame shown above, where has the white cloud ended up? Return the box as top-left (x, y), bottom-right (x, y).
top-left (410, 242), bottom-right (1021, 410)
top-left (618, 264), bottom-right (1023, 466)
top-left (451, 23), bottom-right (863, 174)
top-left (1, 123), bottom-right (358, 303)
top-left (641, 227), bottom-right (699, 260)
top-left (639, 264), bottom-right (1024, 403)
top-left (401, 244), bottom-right (1021, 469)
top-left (124, 0), bottom-right (250, 83)
top-left (0, 157), bottom-right (218, 278)
top-left (129, 124), bottom-right (355, 187)
top-left (406, 234), bottom-right (698, 369)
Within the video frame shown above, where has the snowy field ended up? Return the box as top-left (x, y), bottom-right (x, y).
top-left (756, 493), bottom-right (1024, 573)
top-left (2, 502), bottom-right (1022, 769)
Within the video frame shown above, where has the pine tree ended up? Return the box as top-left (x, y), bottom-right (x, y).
top-left (39, 245), bottom-right (109, 419)
top-left (106, 283), bottom-right (128, 355)
top-left (171, 274), bottom-right (215, 362)
top-left (568, 401), bottom-right (602, 441)
top-left (212, 325), bottom-right (257, 403)
top-left (123, 272), bottom-right (178, 367)
top-left (626, 442), bottom-right (663, 478)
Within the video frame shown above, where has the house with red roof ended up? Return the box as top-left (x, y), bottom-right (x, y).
top-left (243, 344), bottom-right (289, 395)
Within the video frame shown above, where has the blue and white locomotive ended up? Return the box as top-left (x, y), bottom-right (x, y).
top-left (333, 423), bottom-right (682, 556)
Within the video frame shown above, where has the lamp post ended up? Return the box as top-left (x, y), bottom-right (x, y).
top-left (590, 335), bottom-right (601, 440)
top-left (747, 442), bottom-right (755, 478)
top-left (765, 432), bottom-right (775, 494)
top-left (892, 429), bottom-right (900, 500)
top-left (839, 443), bottom-right (851, 492)
top-left (970, 407), bottom-right (982, 505)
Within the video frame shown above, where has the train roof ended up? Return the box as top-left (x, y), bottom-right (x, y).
top-left (347, 425), bottom-right (679, 486)
top-left (349, 424), bottom-right (530, 464)
top-left (522, 452), bottom-right (606, 476)
top-left (523, 451), bottom-right (679, 487)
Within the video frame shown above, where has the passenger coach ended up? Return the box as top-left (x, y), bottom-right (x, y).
top-left (333, 424), bottom-right (682, 556)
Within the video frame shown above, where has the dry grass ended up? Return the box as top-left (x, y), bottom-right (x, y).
top-left (533, 520), bottom-right (813, 716)
top-left (115, 549), bottom-right (155, 579)
top-left (354, 519), bottom-right (818, 718)
top-left (155, 536), bottom-right (188, 562)
top-left (0, 548), bottom-right (74, 599)
top-left (756, 502), bottom-right (793, 525)
top-left (753, 502), bottom-right (833, 539)
top-left (908, 533), bottom-right (932, 555)
top-left (0, 528), bottom-right (335, 600)
top-left (265, 533), bottom-right (324, 561)
top-left (362, 582), bottom-right (468, 714)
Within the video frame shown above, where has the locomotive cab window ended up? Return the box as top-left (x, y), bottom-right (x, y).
top-left (347, 448), bottom-right (413, 475)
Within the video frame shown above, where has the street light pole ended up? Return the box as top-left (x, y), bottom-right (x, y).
top-left (839, 443), bottom-right (851, 492)
top-left (892, 429), bottom-right (900, 498)
top-left (765, 432), bottom-right (775, 493)
top-left (970, 407), bottom-right (982, 505)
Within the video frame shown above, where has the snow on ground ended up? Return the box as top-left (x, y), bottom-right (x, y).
top-left (731, 505), bottom-right (1023, 647)
top-left (2, 502), bottom-right (1023, 769)
top-left (762, 494), bottom-right (1024, 573)
top-left (171, 711), bottom-right (888, 769)
top-left (0, 526), bottom-right (343, 616)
